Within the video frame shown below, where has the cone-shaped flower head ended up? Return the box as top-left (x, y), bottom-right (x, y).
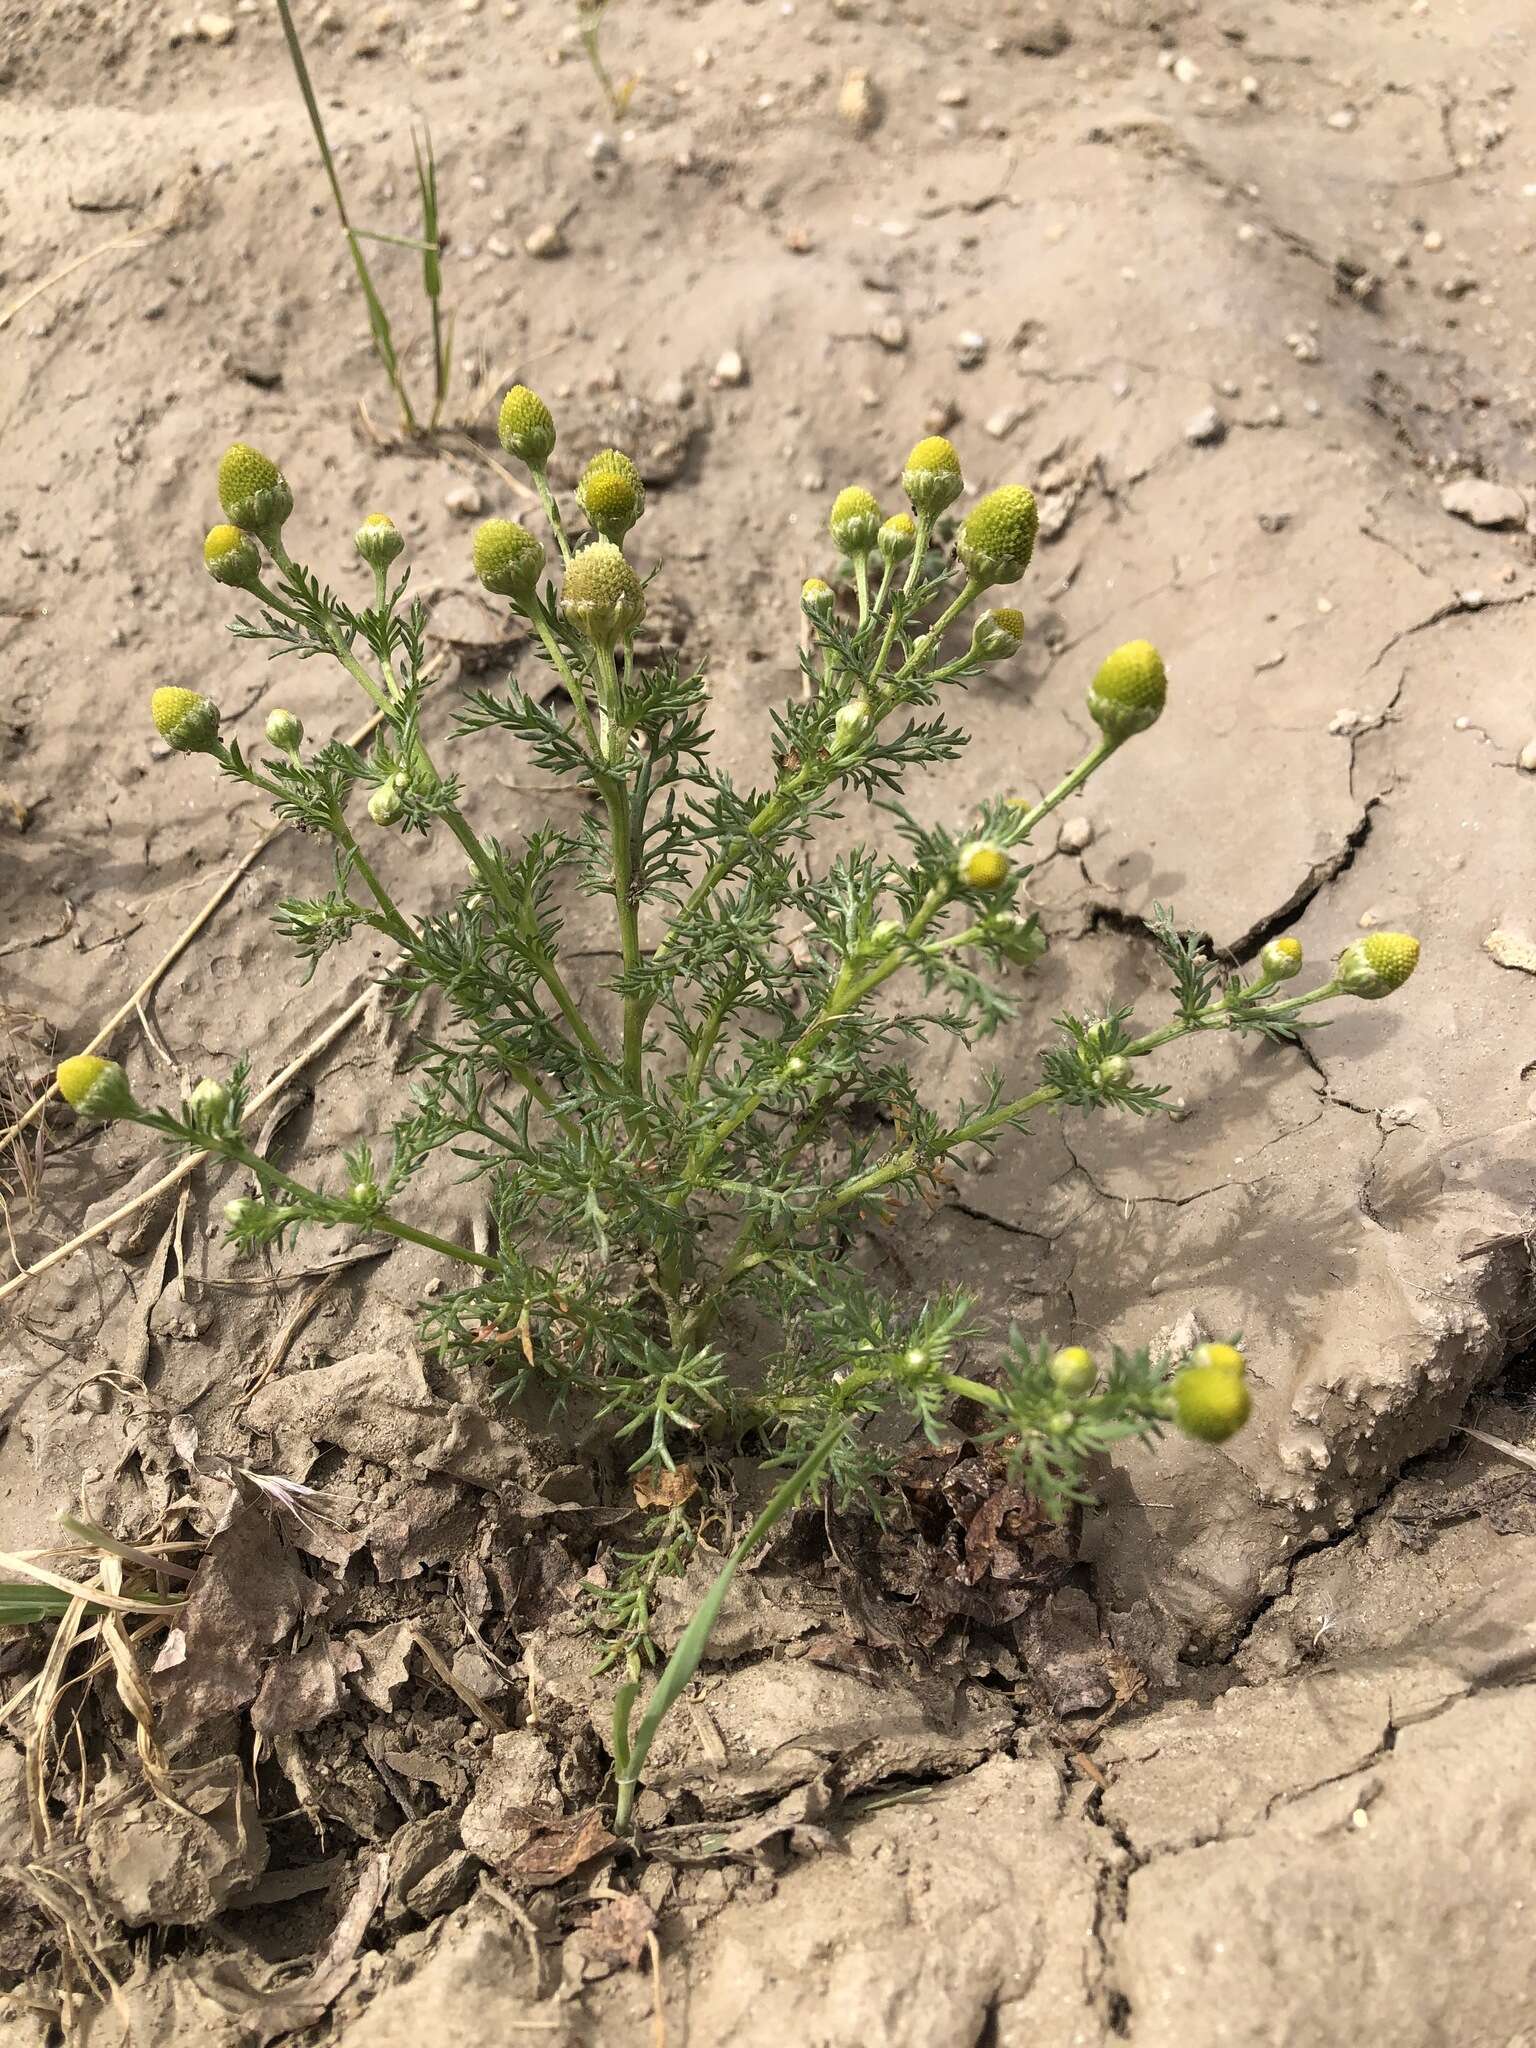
top-left (971, 606), bottom-right (1026, 664)
top-left (56, 1055), bottom-right (138, 1122)
top-left (1087, 639), bottom-right (1167, 745)
top-left (901, 435), bottom-right (964, 518)
top-left (1174, 1358), bottom-right (1251, 1442)
top-left (801, 576), bottom-right (835, 623)
top-left (832, 696), bottom-right (872, 753)
top-left (497, 384), bottom-right (556, 467)
top-left (216, 443), bottom-right (292, 541)
top-left (958, 841), bottom-right (1010, 891)
top-left (878, 513), bottom-right (917, 566)
top-left (203, 523), bottom-right (263, 591)
top-left (473, 518), bottom-right (545, 601)
top-left (186, 1076), bottom-right (233, 1134)
top-left (576, 449), bottom-right (646, 543)
top-left (561, 540), bottom-right (646, 648)
top-left (1049, 1346), bottom-right (1097, 1397)
top-left (265, 708), bottom-right (303, 754)
top-left (151, 687), bottom-right (221, 754)
top-left (829, 486), bottom-right (882, 558)
top-left (1336, 932), bottom-right (1419, 1000)
top-left (355, 512), bottom-right (405, 571)
top-left (1259, 936), bottom-right (1303, 981)
top-left (956, 485), bottom-right (1039, 588)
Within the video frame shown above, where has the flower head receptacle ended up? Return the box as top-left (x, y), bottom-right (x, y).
top-left (1174, 1352), bottom-right (1251, 1442)
top-left (562, 540), bottom-right (646, 649)
top-left (1087, 640), bottom-right (1167, 745)
top-left (970, 607), bottom-right (1025, 664)
top-left (958, 841), bottom-right (1010, 891)
top-left (203, 523), bottom-right (264, 592)
top-left (151, 687), bottom-right (221, 754)
top-left (576, 450), bottom-right (646, 543)
top-left (901, 436), bottom-right (964, 518)
top-left (473, 518), bottom-right (546, 602)
top-left (1259, 936), bottom-right (1303, 982)
top-left (1049, 1346), bottom-right (1097, 1397)
top-left (498, 384), bottom-right (557, 469)
top-left (217, 443), bottom-right (293, 544)
top-left (878, 513), bottom-right (917, 567)
top-left (829, 486), bottom-right (882, 559)
top-left (56, 1055), bottom-right (139, 1122)
top-left (1336, 932), bottom-right (1420, 1000)
top-left (956, 485), bottom-right (1039, 588)
top-left (801, 577), bottom-right (836, 624)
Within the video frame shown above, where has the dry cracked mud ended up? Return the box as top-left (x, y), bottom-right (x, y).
top-left (2, 0), bottom-right (1534, 2041)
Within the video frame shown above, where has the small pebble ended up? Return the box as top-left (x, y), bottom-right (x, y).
top-left (1439, 477), bottom-right (1527, 530)
top-left (1058, 816), bottom-right (1094, 854)
top-left (1326, 107), bottom-right (1357, 132)
top-left (195, 10), bottom-right (236, 41)
top-left (938, 85), bottom-right (968, 107)
top-left (1516, 738), bottom-right (1536, 774)
top-left (1240, 75), bottom-right (1260, 100)
top-left (955, 329), bottom-right (987, 369)
top-left (872, 314), bottom-right (909, 352)
top-left (444, 483), bottom-right (484, 517)
top-left (1172, 54), bottom-right (1200, 84)
top-left (586, 132), bottom-right (618, 164)
top-left (1184, 404), bottom-right (1226, 447)
top-left (1422, 228), bottom-right (1445, 252)
top-left (712, 348), bottom-right (748, 386)
top-left (839, 68), bottom-right (880, 136)
top-left (525, 222), bottom-right (566, 259)
top-left (985, 404), bottom-right (1028, 440)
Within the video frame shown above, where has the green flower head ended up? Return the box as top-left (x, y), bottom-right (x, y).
top-left (56, 1055), bottom-right (139, 1122)
top-left (355, 512), bottom-right (405, 571)
top-left (958, 841), bottom-right (1010, 891)
top-left (829, 486), bottom-right (882, 558)
top-left (1336, 932), bottom-right (1420, 1000)
top-left (561, 540), bottom-right (646, 648)
top-left (801, 576), bottom-right (835, 623)
top-left (1087, 639), bottom-right (1167, 745)
top-left (878, 512), bottom-right (917, 565)
top-left (203, 523), bottom-right (263, 591)
top-left (216, 442), bottom-right (293, 541)
top-left (971, 606), bottom-right (1025, 664)
top-left (265, 708), bottom-right (303, 754)
top-left (576, 449), bottom-right (646, 543)
top-left (473, 517), bottom-right (545, 601)
top-left (498, 384), bottom-right (557, 468)
top-left (956, 485), bottom-right (1039, 588)
top-left (1049, 1346), bottom-right (1097, 1397)
top-left (901, 435), bottom-right (964, 518)
top-left (151, 686), bottom-right (221, 754)
top-left (1259, 936), bottom-right (1303, 981)
top-left (1174, 1360), bottom-right (1251, 1443)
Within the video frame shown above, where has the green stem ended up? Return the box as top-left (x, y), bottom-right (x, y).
top-left (594, 645), bottom-right (646, 1095)
top-left (853, 552), bottom-right (871, 627)
top-left (1009, 736), bottom-right (1119, 839)
top-left (532, 467), bottom-right (573, 565)
top-left (221, 1141), bottom-right (498, 1271)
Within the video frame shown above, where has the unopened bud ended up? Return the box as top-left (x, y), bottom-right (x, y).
top-left (473, 518), bottom-right (545, 602)
top-left (186, 1077), bottom-right (232, 1133)
top-left (956, 485), bottom-right (1038, 588)
top-left (561, 540), bottom-right (646, 647)
top-left (901, 435), bottom-right (964, 518)
top-left (203, 523), bottom-right (263, 591)
top-left (355, 512), bottom-right (405, 570)
top-left (832, 696), bottom-right (872, 753)
top-left (223, 1197), bottom-right (265, 1230)
top-left (829, 486), bottom-right (882, 558)
top-left (878, 513), bottom-right (917, 566)
top-left (368, 781), bottom-right (406, 827)
top-left (576, 449), bottom-right (645, 543)
top-left (801, 576), bottom-right (836, 623)
top-left (1174, 1363), bottom-right (1251, 1443)
top-left (497, 384), bottom-right (557, 468)
top-left (265, 708), bottom-right (304, 754)
top-left (970, 606), bottom-right (1026, 664)
top-left (1049, 1346), bottom-right (1097, 1397)
top-left (1259, 936), bottom-right (1303, 981)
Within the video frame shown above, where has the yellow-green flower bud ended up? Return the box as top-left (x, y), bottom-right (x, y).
top-left (151, 686), bottom-right (221, 754)
top-left (1049, 1346), bottom-right (1097, 1397)
top-left (369, 781), bottom-right (406, 827)
top-left (1259, 937), bottom-right (1303, 982)
top-left (355, 512), bottom-right (405, 571)
top-left (203, 523), bottom-right (263, 591)
top-left (1174, 1363), bottom-right (1251, 1443)
top-left (576, 449), bottom-right (646, 543)
top-left (224, 1197), bottom-right (264, 1230)
top-left (878, 513), bottom-right (917, 566)
top-left (830, 486), bottom-right (882, 558)
top-left (832, 696), bottom-right (873, 753)
top-left (1336, 932), bottom-right (1420, 1000)
top-left (901, 435), bottom-right (964, 518)
top-left (801, 576), bottom-right (836, 623)
top-left (186, 1076), bottom-right (232, 1133)
top-left (1189, 1342), bottom-right (1247, 1377)
top-left (1087, 640), bottom-right (1167, 745)
top-left (56, 1055), bottom-right (138, 1122)
top-left (561, 540), bottom-right (646, 647)
top-left (473, 518), bottom-right (545, 601)
top-left (970, 606), bottom-right (1026, 664)
top-left (349, 1179), bottom-right (380, 1208)
top-left (497, 383), bottom-right (556, 468)
top-left (1094, 1055), bottom-right (1132, 1088)
top-left (265, 708), bottom-right (303, 754)
top-left (956, 485), bottom-right (1039, 588)
top-left (216, 442), bottom-right (293, 541)
top-left (958, 841), bottom-right (1010, 891)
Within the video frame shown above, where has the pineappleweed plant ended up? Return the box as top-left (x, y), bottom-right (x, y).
top-left (59, 406), bottom-right (1418, 1708)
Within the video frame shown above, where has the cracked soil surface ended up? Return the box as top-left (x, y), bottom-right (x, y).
top-left (2, 0), bottom-right (1535, 2041)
